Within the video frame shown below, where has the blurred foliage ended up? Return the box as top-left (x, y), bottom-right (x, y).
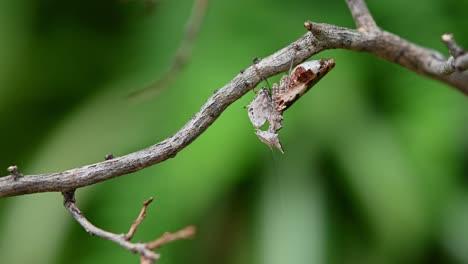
top-left (0, 0), bottom-right (467, 263)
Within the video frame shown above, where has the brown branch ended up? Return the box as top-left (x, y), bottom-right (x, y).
top-left (1, 2), bottom-right (467, 198)
top-left (128, 0), bottom-right (209, 100)
top-left (63, 191), bottom-right (195, 264)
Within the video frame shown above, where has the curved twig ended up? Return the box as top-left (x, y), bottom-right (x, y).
top-left (1, 1), bottom-right (467, 198)
top-left (441, 33), bottom-right (468, 71)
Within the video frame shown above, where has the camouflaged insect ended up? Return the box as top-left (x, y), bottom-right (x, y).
top-left (247, 87), bottom-right (272, 129)
top-left (247, 58), bottom-right (335, 153)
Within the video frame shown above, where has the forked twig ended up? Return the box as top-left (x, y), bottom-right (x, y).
top-left (125, 197), bottom-right (154, 240)
top-left (63, 191), bottom-right (195, 264)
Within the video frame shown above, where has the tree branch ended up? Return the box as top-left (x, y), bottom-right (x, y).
top-left (63, 191), bottom-right (195, 264)
top-left (442, 33), bottom-right (468, 71)
top-left (1, 1), bottom-right (467, 198)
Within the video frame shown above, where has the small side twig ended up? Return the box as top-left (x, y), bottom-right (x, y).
top-left (63, 191), bottom-right (195, 264)
top-left (345, 0), bottom-right (378, 32)
top-left (125, 197), bottom-right (154, 240)
top-left (1, 1), bottom-right (467, 198)
top-left (442, 33), bottom-right (468, 72)
top-left (129, 0), bottom-right (209, 100)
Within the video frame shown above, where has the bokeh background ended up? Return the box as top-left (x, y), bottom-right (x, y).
top-left (0, 0), bottom-right (467, 263)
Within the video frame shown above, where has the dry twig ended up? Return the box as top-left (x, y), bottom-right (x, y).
top-left (1, 0), bottom-right (466, 261)
top-left (441, 33), bottom-right (468, 72)
top-left (63, 191), bottom-right (195, 264)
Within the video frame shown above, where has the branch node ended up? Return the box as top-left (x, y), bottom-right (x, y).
top-left (304, 21), bottom-right (313, 31)
top-left (62, 193), bottom-right (193, 263)
top-left (454, 54), bottom-right (468, 71)
top-left (127, 0), bottom-right (209, 101)
top-left (105, 153), bottom-right (115, 160)
top-left (7, 165), bottom-right (23, 180)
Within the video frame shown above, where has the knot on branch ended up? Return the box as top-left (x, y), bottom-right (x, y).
top-left (7, 165), bottom-right (23, 181)
top-left (442, 33), bottom-right (468, 72)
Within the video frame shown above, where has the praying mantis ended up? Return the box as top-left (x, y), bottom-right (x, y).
top-left (247, 58), bottom-right (335, 153)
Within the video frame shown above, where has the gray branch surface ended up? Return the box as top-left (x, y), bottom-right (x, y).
top-left (1, 0), bottom-right (467, 198)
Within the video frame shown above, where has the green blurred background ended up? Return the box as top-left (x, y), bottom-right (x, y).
top-left (0, 0), bottom-right (467, 263)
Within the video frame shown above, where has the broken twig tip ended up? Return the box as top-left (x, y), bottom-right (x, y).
top-left (144, 197), bottom-right (154, 206)
top-left (7, 165), bottom-right (23, 180)
top-left (441, 33), bottom-right (465, 58)
top-left (304, 21), bottom-right (313, 31)
top-left (441, 33), bottom-right (453, 42)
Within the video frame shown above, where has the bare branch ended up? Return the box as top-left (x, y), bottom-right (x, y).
top-left (62, 191), bottom-right (195, 264)
top-left (1, 5), bottom-right (467, 198)
top-left (128, 0), bottom-right (209, 100)
top-left (345, 0), bottom-right (378, 32)
top-left (147, 226), bottom-right (196, 250)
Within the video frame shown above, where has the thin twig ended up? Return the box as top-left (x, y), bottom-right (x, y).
top-left (1, 2), bottom-right (468, 198)
top-left (6, 165), bottom-right (22, 181)
top-left (128, 0), bottom-right (209, 100)
top-left (62, 191), bottom-right (195, 264)
top-left (345, 0), bottom-right (378, 31)
top-left (125, 197), bottom-right (154, 240)
top-left (442, 33), bottom-right (468, 71)
top-left (147, 226), bottom-right (196, 250)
